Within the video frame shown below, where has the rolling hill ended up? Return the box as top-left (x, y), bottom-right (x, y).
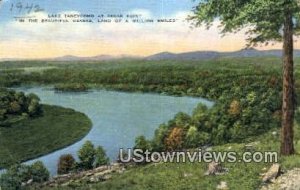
top-left (3, 48), bottom-right (300, 62)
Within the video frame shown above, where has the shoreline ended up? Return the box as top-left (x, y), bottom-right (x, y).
top-left (0, 104), bottom-right (93, 171)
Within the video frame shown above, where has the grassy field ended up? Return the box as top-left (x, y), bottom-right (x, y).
top-left (0, 105), bottom-right (92, 168)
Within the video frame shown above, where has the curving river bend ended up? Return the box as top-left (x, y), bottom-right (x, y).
top-left (14, 87), bottom-right (213, 175)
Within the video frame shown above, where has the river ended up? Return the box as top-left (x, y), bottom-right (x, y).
top-left (14, 87), bottom-right (213, 175)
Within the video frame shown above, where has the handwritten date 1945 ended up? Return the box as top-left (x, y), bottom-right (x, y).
top-left (10, 2), bottom-right (44, 14)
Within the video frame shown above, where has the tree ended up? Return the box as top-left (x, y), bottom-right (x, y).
top-left (134, 135), bottom-right (152, 163)
top-left (134, 135), bottom-right (151, 151)
top-left (27, 93), bottom-right (41, 116)
top-left (0, 89), bottom-right (42, 126)
top-left (151, 124), bottom-right (169, 151)
top-left (94, 146), bottom-right (109, 167)
top-left (191, 0), bottom-right (300, 155)
top-left (164, 127), bottom-right (185, 151)
top-left (30, 161), bottom-right (50, 183)
top-left (174, 112), bottom-right (192, 127)
top-left (0, 162), bottom-right (49, 189)
top-left (9, 101), bottom-right (21, 114)
top-left (228, 100), bottom-right (241, 116)
top-left (78, 141), bottom-right (96, 170)
top-left (57, 154), bottom-right (76, 174)
top-left (0, 109), bottom-right (7, 120)
top-left (185, 126), bottom-right (210, 148)
top-left (0, 172), bottom-right (21, 190)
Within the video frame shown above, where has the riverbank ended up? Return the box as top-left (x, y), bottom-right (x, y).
top-left (0, 104), bottom-right (92, 168)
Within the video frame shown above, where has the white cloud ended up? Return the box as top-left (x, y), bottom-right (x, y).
top-left (0, 9), bottom-right (256, 58)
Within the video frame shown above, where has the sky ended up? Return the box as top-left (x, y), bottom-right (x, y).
top-left (0, 0), bottom-right (295, 59)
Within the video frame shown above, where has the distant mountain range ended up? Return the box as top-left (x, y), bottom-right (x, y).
top-left (146, 48), bottom-right (300, 61)
top-left (50, 54), bottom-right (141, 61)
top-left (3, 48), bottom-right (300, 62)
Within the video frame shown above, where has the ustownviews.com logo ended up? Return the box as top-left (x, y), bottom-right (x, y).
top-left (119, 148), bottom-right (278, 164)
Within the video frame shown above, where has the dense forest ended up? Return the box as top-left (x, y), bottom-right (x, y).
top-left (0, 57), bottom-right (292, 149)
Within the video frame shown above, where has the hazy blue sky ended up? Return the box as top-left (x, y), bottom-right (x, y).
top-left (0, 0), bottom-right (285, 59)
top-left (0, 0), bottom-right (199, 22)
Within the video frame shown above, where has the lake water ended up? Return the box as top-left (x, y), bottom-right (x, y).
top-left (14, 87), bottom-right (213, 176)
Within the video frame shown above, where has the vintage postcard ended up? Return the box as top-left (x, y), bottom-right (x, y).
top-left (0, 0), bottom-right (300, 189)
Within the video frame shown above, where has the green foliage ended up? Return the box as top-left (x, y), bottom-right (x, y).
top-left (0, 105), bottom-right (92, 168)
top-left (30, 161), bottom-right (50, 183)
top-left (9, 101), bottom-right (21, 113)
top-left (94, 146), bottom-right (109, 167)
top-left (185, 126), bottom-right (209, 148)
top-left (151, 124), bottom-right (169, 151)
top-left (36, 129), bottom-right (300, 190)
top-left (1, 58), bottom-right (300, 190)
top-left (0, 58), bottom-right (287, 158)
top-left (57, 154), bottom-right (76, 175)
top-left (0, 172), bottom-right (21, 190)
top-left (0, 88), bottom-right (42, 127)
top-left (148, 77), bottom-right (282, 150)
top-left (173, 112), bottom-right (191, 128)
top-left (0, 162), bottom-right (49, 190)
top-left (134, 136), bottom-right (152, 151)
top-left (78, 141), bottom-right (96, 170)
top-left (28, 97), bottom-right (41, 116)
top-left (77, 141), bottom-right (109, 170)
top-left (190, 0), bottom-right (300, 45)
top-left (133, 136), bottom-right (152, 163)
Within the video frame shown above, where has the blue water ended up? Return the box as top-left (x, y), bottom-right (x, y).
top-left (13, 87), bottom-right (213, 175)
